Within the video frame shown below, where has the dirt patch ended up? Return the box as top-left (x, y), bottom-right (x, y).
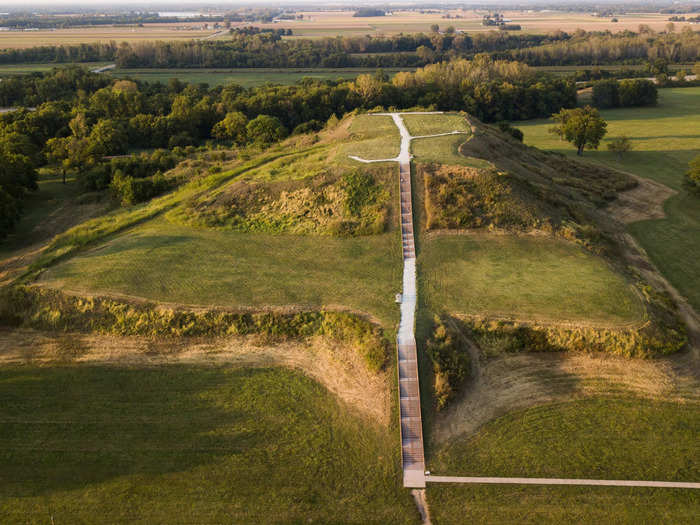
top-left (0, 328), bottom-right (392, 426)
top-left (607, 174), bottom-right (676, 224)
top-left (432, 350), bottom-right (700, 445)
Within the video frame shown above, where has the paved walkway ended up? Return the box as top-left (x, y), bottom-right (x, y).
top-left (350, 112), bottom-right (467, 488)
top-left (427, 475), bottom-right (700, 489)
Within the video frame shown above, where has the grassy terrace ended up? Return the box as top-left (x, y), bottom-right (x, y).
top-left (419, 235), bottom-right (643, 325)
top-left (341, 114), bottom-right (401, 161)
top-left (0, 366), bottom-right (416, 524)
top-left (427, 398), bottom-right (699, 524)
top-left (518, 88), bottom-right (700, 311)
top-left (401, 113), bottom-right (471, 137)
top-left (40, 218), bottom-right (402, 328)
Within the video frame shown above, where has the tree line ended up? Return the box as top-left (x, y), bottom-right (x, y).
top-left (1, 28), bottom-right (697, 69)
top-left (0, 30), bottom-right (565, 67)
top-left (504, 28), bottom-right (700, 65)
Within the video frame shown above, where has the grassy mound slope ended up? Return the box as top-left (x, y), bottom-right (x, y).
top-left (431, 398), bottom-right (699, 480)
top-left (38, 218), bottom-right (401, 328)
top-left (420, 235), bottom-right (642, 325)
top-left (0, 366), bottom-right (416, 524)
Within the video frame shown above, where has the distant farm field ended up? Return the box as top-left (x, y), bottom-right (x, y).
top-left (40, 218), bottom-right (402, 328)
top-left (0, 365), bottom-right (416, 524)
top-left (0, 24), bottom-right (211, 49)
top-left (518, 87), bottom-right (700, 311)
top-left (419, 234), bottom-right (643, 325)
top-left (242, 9), bottom-right (699, 38)
top-left (0, 62), bottom-right (109, 76)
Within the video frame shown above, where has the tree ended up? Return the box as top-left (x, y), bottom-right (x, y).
top-left (607, 136), bottom-right (632, 159)
top-left (549, 106), bottom-right (607, 156)
top-left (87, 119), bottom-right (128, 157)
top-left (675, 69), bottom-right (687, 82)
top-left (416, 45), bottom-right (436, 63)
top-left (618, 79), bottom-right (657, 107)
top-left (245, 115), bottom-right (287, 145)
top-left (212, 111), bottom-right (249, 144)
top-left (45, 135), bottom-right (90, 183)
top-left (694, 62), bottom-right (700, 77)
top-left (685, 154), bottom-right (700, 195)
top-left (592, 79), bottom-right (619, 109)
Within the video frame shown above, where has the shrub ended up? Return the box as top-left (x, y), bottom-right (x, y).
top-left (426, 315), bottom-right (471, 410)
top-left (497, 121), bottom-right (524, 142)
top-left (0, 287), bottom-right (389, 372)
top-left (684, 154), bottom-right (700, 195)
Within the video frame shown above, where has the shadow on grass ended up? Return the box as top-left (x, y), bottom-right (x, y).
top-left (0, 365), bottom-right (261, 498)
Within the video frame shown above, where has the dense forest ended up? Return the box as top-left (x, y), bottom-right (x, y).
top-left (0, 57), bottom-right (577, 237)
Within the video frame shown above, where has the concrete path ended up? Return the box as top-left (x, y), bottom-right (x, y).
top-left (90, 64), bottom-right (116, 74)
top-left (350, 112), bottom-right (467, 489)
top-left (427, 475), bottom-right (700, 489)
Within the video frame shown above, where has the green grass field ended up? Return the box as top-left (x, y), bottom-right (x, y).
top-left (402, 113), bottom-right (472, 137)
top-left (518, 87), bottom-right (700, 311)
top-left (0, 62), bottom-right (109, 77)
top-left (40, 218), bottom-right (402, 328)
top-left (342, 114), bottom-right (401, 161)
top-left (419, 235), bottom-right (642, 324)
top-left (427, 398), bottom-right (700, 523)
top-left (110, 67), bottom-right (409, 87)
top-left (428, 484), bottom-right (699, 524)
top-left (0, 365), bottom-right (416, 524)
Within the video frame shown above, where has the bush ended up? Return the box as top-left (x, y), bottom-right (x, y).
top-left (497, 121), bottom-right (524, 142)
top-left (110, 171), bottom-right (171, 206)
top-left (466, 279), bottom-right (686, 358)
top-left (426, 315), bottom-right (471, 410)
top-left (0, 286), bottom-right (389, 372)
top-left (685, 154), bottom-right (700, 195)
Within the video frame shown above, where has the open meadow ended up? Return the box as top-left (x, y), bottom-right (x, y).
top-left (419, 234), bottom-right (643, 325)
top-left (427, 397), bottom-right (699, 523)
top-left (39, 218), bottom-right (402, 328)
top-left (0, 365), bottom-right (416, 524)
top-left (518, 87), bottom-right (700, 311)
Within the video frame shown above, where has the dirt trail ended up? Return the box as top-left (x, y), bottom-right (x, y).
top-left (0, 328), bottom-right (392, 426)
top-left (607, 173), bottom-right (676, 224)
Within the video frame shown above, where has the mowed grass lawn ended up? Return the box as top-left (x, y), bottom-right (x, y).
top-left (419, 235), bottom-right (642, 325)
top-left (0, 365), bottom-right (416, 524)
top-left (517, 87), bottom-right (700, 311)
top-left (342, 114), bottom-right (400, 161)
top-left (41, 218), bottom-right (402, 328)
top-left (402, 113), bottom-right (472, 136)
top-left (427, 398), bottom-right (700, 524)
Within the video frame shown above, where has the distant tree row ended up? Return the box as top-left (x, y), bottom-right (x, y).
top-left (505, 28), bottom-right (700, 65)
top-left (0, 31), bottom-right (566, 67)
